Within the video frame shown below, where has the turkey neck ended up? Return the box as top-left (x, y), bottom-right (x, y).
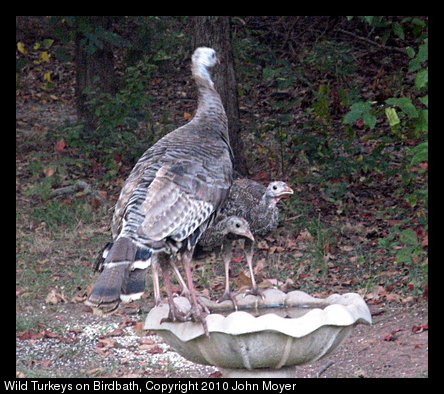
top-left (260, 193), bottom-right (276, 210)
top-left (250, 194), bottom-right (276, 220)
top-left (191, 63), bottom-right (229, 142)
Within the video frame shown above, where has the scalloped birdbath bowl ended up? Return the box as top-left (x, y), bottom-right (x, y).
top-left (144, 289), bottom-right (372, 378)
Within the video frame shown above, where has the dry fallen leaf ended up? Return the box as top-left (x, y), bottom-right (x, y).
top-left (133, 322), bottom-right (145, 333)
top-left (105, 328), bottom-right (124, 337)
top-left (286, 238), bottom-right (298, 250)
top-left (297, 229), bottom-right (313, 242)
top-left (383, 329), bottom-right (403, 342)
top-left (253, 258), bottom-right (265, 275)
top-left (139, 344), bottom-right (164, 354)
top-left (139, 337), bottom-right (155, 345)
top-left (385, 293), bottom-right (401, 302)
top-left (257, 240), bottom-right (269, 250)
top-left (43, 167), bottom-right (55, 177)
top-left (412, 324), bottom-right (428, 334)
top-left (340, 245), bottom-right (354, 252)
top-left (235, 270), bottom-right (252, 288)
top-left (54, 139), bottom-right (66, 154)
top-left (45, 289), bottom-right (67, 305)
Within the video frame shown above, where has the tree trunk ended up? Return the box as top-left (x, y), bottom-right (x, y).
top-left (192, 16), bottom-right (249, 176)
top-left (75, 16), bottom-right (117, 133)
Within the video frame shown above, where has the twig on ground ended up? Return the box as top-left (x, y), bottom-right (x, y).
top-left (316, 360), bottom-right (335, 378)
top-left (282, 214), bottom-right (303, 222)
top-left (337, 28), bottom-right (406, 54)
top-left (50, 180), bottom-right (102, 200)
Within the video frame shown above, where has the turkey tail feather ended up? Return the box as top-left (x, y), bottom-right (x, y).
top-left (86, 237), bottom-right (138, 312)
top-left (93, 242), bottom-right (113, 272)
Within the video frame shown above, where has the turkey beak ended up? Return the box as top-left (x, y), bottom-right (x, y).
top-left (216, 57), bottom-right (221, 65)
top-left (279, 186), bottom-right (294, 199)
top-left (245, 230), bottom-right (255, 242)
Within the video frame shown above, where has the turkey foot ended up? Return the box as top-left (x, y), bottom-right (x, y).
top-left (159, 257), bottom-right (189, 323)
top-left (185, 301), bottom-right (209, 335)
top-left (160, 298), bottom-right (189, 324)
top-left (245, 286), bottom-right (265, 299)
top-left (217, 290), bottom-right (238, 311)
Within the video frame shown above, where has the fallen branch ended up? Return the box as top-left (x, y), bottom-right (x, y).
top-left (337, 28), bottom-right (406, 54)
top-left (50, 180), bottom-right (102, 200)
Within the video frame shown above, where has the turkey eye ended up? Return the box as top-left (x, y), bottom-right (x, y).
top-left (212, 53), bottom-right (215, 58)
top-left (235, 223), bottom-right (240, 228)
top-left (273, 185), bottom-right (277, 190)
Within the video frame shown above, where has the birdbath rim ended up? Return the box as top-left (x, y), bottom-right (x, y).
top-left (144, 289), bottom-right (372, 342)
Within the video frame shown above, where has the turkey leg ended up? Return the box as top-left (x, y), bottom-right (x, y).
top-left (217, 239), bottom-right (238, 310)
top-left (244, 239), bottom-right (264, 299)
top-left (182, 248), bottom-right (210, 336)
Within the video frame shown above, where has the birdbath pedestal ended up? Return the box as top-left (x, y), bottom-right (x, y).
top-left (144, 289), bottom-right (372, 378)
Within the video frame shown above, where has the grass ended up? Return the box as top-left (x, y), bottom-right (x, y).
top-left (16, 314), bottom-right (49, 334)
top-left (16, 193), bottom-right (112, 310)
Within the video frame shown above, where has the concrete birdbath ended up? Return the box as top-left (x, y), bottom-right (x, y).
top-left (144, 289), bottom-right (372, 378)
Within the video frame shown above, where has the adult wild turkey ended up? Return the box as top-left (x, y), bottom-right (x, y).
top-left (86, 47), bottom-right (233, 332)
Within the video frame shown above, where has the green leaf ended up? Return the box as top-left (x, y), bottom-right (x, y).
top-left (411, 18), bottom-right (426, 27)
top-left (385, 107), bottom-right (400, 127)
top-left (363, 112), bottom-right (377, 129)
top-left (399, 229), bottom-right (418, 246)
top-left (419, 95), bottom-right (428, 108)
top-left (392, 22), bottom-right (405, 40)
top-left (414, 110), bottom-right (428, 133)
top-left (405, 193), bottom-right (418, 208)
top-left (410, 141), bottom-right (428, 165)
top-left (409, 42), bottom-right (428, 72)
top-left (385, 97), bottom-right (419, 119)
top-left (42, 38), bottom-right (54, 49)
top-left (405, 47), bottom-right (415, 59)
top-left (415, 68), bottom-right (428, 90)
top-left (395, 247), bottom-right (413, 264)
top-left (344, 101), bottom-right (375, 127)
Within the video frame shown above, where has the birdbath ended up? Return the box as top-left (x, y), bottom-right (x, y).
top-left (144, 289), bottom-right (372, 378)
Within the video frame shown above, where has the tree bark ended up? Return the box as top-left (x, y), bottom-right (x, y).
top-left (75, 16), bottom-right (117, 133)
top-left (192, 16), bottom-right (249, 176)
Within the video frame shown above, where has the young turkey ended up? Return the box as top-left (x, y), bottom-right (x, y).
top-left (86, 47), bottom-right (233, 334)
top-left (197, 179), bottom-right (294, 253)
top-left (196, 216), bottom-right (255, 307)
